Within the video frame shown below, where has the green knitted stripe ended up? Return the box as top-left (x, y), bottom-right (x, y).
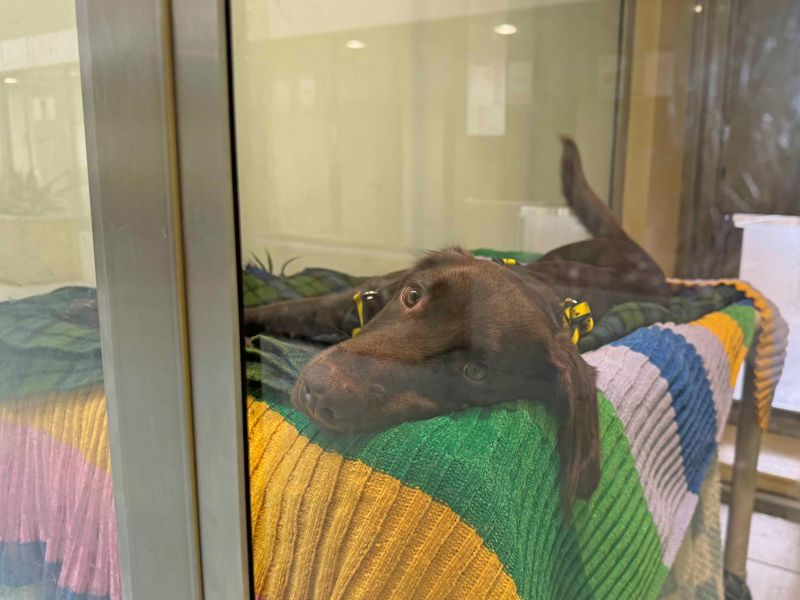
top-left (720, 302), bottom-right (756, 349)
top-left (572, 393), bottom-right (666, 599)
top-left (265, 394), bottom-right (593, 599)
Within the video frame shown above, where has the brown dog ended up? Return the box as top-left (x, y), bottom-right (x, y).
top-left (245, 138), bottom-right (670, 512)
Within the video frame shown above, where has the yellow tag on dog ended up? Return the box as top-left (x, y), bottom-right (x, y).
top-left (561, 298), bottom-right (594, 345)
top-left (352, 291), bottom-right (366, 337)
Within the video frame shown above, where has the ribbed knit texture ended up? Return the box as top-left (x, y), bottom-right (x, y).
top-left (0, 386), bottom-right (120, 600)
top-left (0, 298), bottom-right (771, 599)
top-left (658, 455), bottom-right (723, 599)
top-left (245, 301), bottom-right (756, 599)
top-left (669, 278), bottom-right (789, 429)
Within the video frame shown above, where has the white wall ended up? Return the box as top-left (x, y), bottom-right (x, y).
top-left (233, 0), bottom-right (621, 275)
top-left (0, 2), bottom-right (94, 299)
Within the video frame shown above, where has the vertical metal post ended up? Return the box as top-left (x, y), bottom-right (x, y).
top-left (171, 0), bottom-right (252, 597)
top-left (608, 0), bottom-right (635, 219)
top-left (77, 0), bottom-right (252, 596)
top-left (724, 360), bottom-right (762, 578)
top-left (75, 1), bottom-right (203, 598)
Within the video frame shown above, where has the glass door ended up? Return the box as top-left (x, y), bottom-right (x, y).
top-left (232, 1), bottom-right (623, 274)
top-left (0, 3), bottom-right (121, 598)
top-left (5, 0), bottom-right (797, 598)
top-left (3, 0), bottom-right (250, 598)
top-left (229, 2), bottom-right (628, 599)
top-left (228, 1), bottom-right (800, 598)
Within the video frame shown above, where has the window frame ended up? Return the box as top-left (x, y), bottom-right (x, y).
top-left (76, 0), bottom-right (250, 597)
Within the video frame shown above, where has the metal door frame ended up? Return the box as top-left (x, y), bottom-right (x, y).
top-left (76, 0), bottom-right (250, 597)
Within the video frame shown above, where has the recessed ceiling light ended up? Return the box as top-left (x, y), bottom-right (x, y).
top-left (345, 39), bottom-right (366, 50)
top-left (693, 4), bottom-right (703, 13)
top-left (494, 23), bottom-right (517, 36)
top-left (3, 77), bottom-right (18, 84)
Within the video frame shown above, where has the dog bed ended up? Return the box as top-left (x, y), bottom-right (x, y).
top-left (0, 257), bottom-right (786, 599)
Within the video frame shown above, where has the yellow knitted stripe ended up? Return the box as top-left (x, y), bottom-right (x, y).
top-left (692, 311), bottom-right (747, 388)
top-left (248, 398), bottom-right (520, 600)
top-left (669, 278), bottom-right (779, 428)
top-left (0, 385), bottom-right (110, 472)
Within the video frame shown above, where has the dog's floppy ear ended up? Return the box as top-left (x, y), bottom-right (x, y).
top-left (549, 331), bottom-right (600, 516)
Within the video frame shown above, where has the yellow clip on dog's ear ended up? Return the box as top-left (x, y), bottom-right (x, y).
top-left (352, 289), bottom-right (381, 337)
top-left (561, 298), bottom-right (594, 345)
top-left (352, 291), bottom-right (365, 337)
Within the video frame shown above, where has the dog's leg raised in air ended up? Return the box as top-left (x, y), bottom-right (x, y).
top-left (559, 136), bottom-right (629, 241)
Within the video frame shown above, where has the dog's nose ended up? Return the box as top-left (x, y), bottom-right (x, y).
top-left (295, 362), bottom-right (342, 423)
top-left (299, 380), bottom-right (314, 408)
top-left (293, 354), bottom-right (389, 430)
top-left (296, 376), bottom-right (331, 420)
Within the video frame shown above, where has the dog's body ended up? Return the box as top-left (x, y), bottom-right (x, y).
top-left (245, 139), bottom-right (669, 512)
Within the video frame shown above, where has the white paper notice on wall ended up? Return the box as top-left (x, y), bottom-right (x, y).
top-left (467, 64), bottom-right (506, 136)
top-left (298, 77), bottom-right (316, 107)
top-left (507, 62), bottom-right (532, 106)
top-left (273, 80), bottom-right (291, 112)
top-left (45, 97), bottom-right (56, 121)
top-left (32, 97), bottom-right (43, 122)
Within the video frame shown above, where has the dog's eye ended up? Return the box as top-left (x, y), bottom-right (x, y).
top-left (401, 285), bottom-right (423, 308)
top-left (462, 362), bottom-right (488, 382)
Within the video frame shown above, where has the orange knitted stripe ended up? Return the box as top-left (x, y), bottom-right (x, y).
top-left (0, 385), bottom-right (110, 472)
top-left (248, 398), bottom-right (520, 600)
top-left (668, 278), bottom-right (780, 428)
top-left (692, 311), bottom-right (747, 388)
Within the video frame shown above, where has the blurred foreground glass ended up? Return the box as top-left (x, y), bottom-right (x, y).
top-left (0, 2), bottom-right (119, 598)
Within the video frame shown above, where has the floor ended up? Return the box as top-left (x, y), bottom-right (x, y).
top-left (721, 504), bottom-right (800, 599)
top-left (719, 425), bottom-right (800, 499)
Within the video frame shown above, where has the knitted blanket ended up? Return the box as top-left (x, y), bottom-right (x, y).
top-left (0, 388), bottom-right (728, 600)
top-left (244, 300), bottom-right (756, 599)
top-left (0, 387), bottom-right (118, 600)
top-left (659, 454), bottom-right (724, 600)
top-left (0, 261), bottom-right (785, 599)
top-left (0, 287), bottom-right (102, 401)
top-left (0, 271), bottom-right (743, 402)
top-left (669, 278), bottom-right (789, 430)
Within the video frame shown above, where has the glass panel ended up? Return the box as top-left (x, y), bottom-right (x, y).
top-left (233, 1), bottom-right (620, 273)
top-left (0, 2), bottom-right (119, 598)
top-left (232, 1), bottom-right (800, 598)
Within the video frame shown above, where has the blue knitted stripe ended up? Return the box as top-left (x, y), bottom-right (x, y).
top-left (612, 327), bottom-right (717, 493)
top-left (0, 540), bottom-right (110, 600)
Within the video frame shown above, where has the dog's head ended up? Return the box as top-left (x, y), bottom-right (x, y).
top-left (292, 248), bottom-right (600, 511)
